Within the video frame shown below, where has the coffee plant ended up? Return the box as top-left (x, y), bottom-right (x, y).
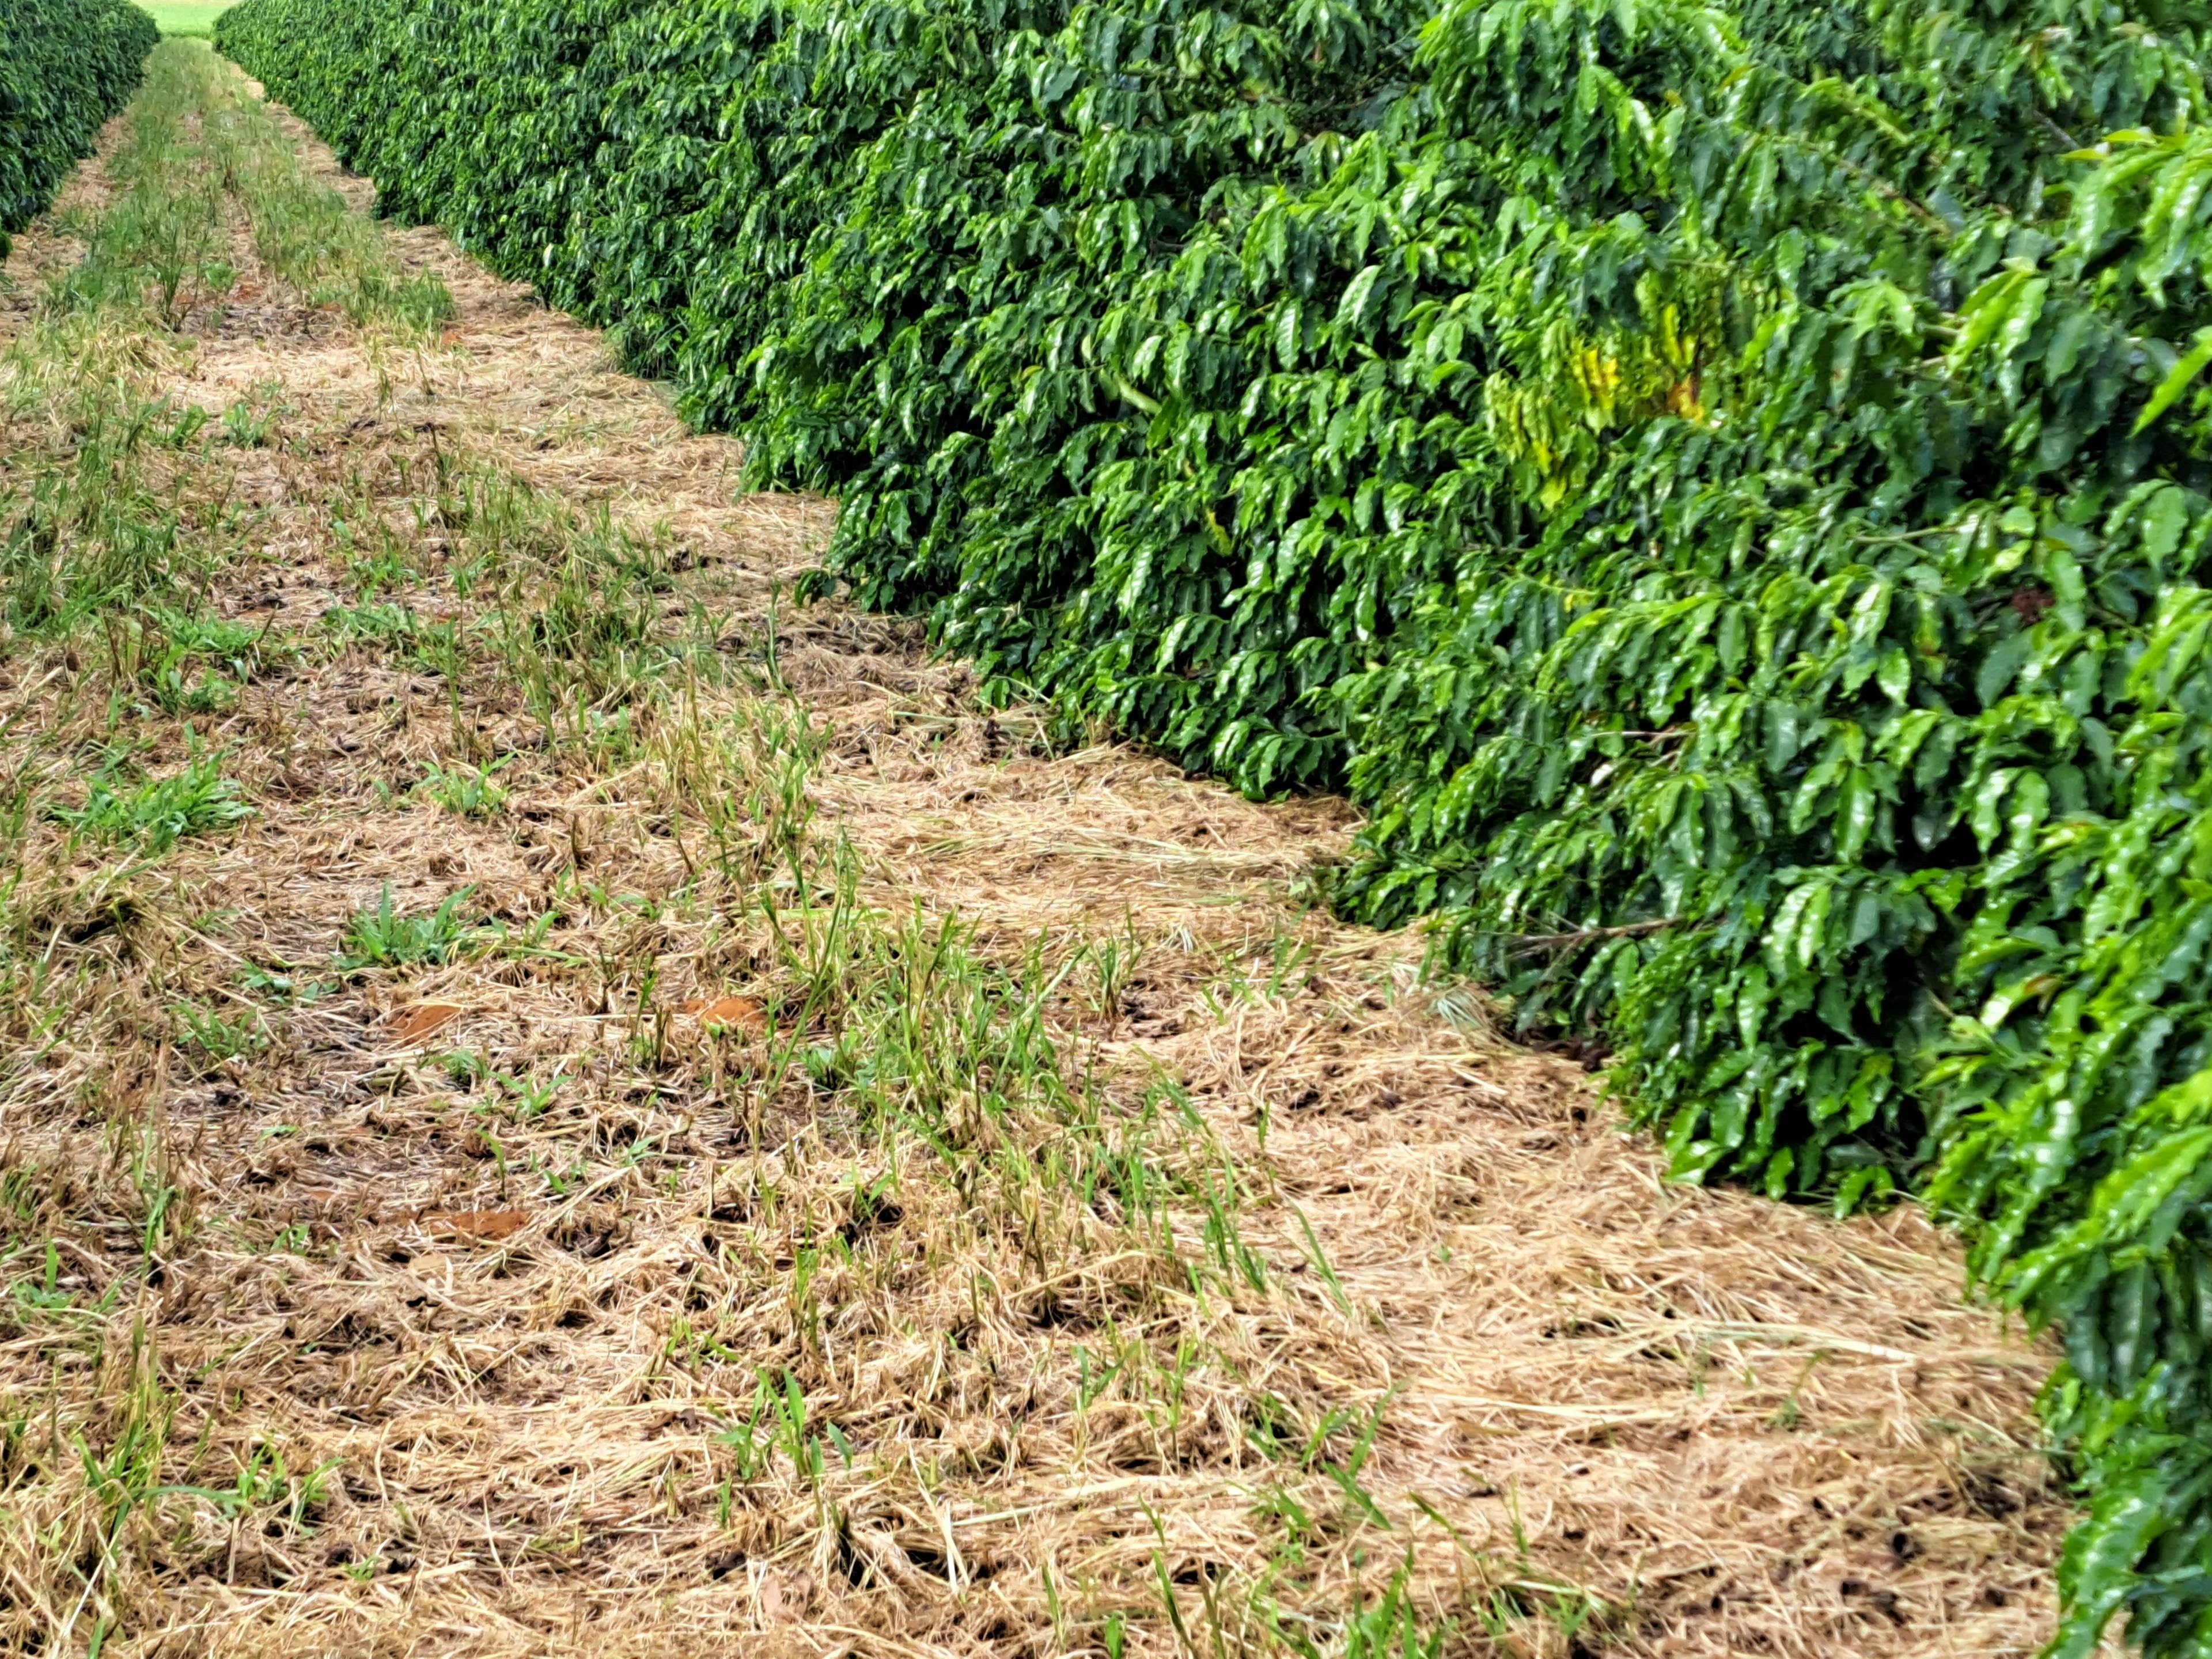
top-left (0, 0), bottom-right (156, 255)
top-left (216, 0), bottom-right (2212, 1646)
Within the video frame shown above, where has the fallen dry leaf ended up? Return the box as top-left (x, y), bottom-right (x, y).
top-left (757, 1569), bottom-right (814, 1624)
top-left (387, 1002), bottom-right (464, 1043)
top-left (680, 994), bottom-right (766, 1033)
top-left (434, 1209), bottom-right (528, 1241)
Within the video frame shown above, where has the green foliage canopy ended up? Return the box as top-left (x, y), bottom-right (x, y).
top-left (0, 0), bottom-right (157, 253)
top-left (215, 0), bottom-right (2212, 1647)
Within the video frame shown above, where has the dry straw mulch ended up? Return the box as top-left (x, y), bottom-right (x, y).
top-left (0, 60), bottom-right (2076, 1659)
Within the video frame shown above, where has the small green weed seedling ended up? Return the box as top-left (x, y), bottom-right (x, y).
top-left (162, 1441), bottom-right (339, 1537)
top-left (493, 1067), bottom-right (565, 1122)
top-left (238, 962), bottom-right (334, 1005)
top-left (54, 753), bottom-right (251, 851)
top-left (440, 1048), bottom-right (492, 1089)
top-left (418, 756), bottom-right (510, 817)
top-left (173, 999), bottom-right (269, 1062)
top-left (344, 543), bottom-right (416, 597)
top-left (220, 397), bottom-right (276, 447)
top-left (337, 884), bottom-right (480, 971)
top-left (13, 1242), bottom-right (74, 1313)
top-left (324, 600), bottom-right (432, 656)
top-left (132, 606), bottom-right (290, 711)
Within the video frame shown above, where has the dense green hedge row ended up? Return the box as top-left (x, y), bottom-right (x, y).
top-left (217, 0), bottom-right (2212, 1647)
top-left (0, 0), bottom-right (156, 256)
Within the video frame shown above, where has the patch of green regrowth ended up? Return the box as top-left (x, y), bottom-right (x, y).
top-left (52, 752), bottom-right (251, 853)
top-left (488, 507), bottom-right (674, 726)
top-left (237, 962), bottom-right (333, 1005)
top-left (341, 536), bottom-right (419, 598)
top-left (220, 399), bottom-right (278, 448)
top-left (189, 50), bottom-right (451, 342)
top-left (320, 600), bottom-right (464, 677)
top-left (336, 884), bottom-right (482, 972)
top-left (0, 406), bottom-right (230, 641)
top-left (172, 999), bottom-right (271, 1064)
top-left (417, 756), bottom-right (510, 818)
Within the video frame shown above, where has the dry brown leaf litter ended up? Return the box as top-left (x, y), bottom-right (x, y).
top-left (0, 62), bottom-right (2081, 1659)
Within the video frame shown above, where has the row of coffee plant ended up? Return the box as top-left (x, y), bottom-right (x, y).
top-left (0, 0), bottom-right (156, 253)
top-left (215, 0), bottom-right (2212, 1646)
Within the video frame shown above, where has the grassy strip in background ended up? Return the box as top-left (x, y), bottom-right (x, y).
top-left (141, 1), bottom-right (238, 37)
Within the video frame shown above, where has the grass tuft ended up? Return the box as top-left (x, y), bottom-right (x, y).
top-left (337, 885), bottom-right (481, 971)
top-left (52, 755), bottom-right (251, 852)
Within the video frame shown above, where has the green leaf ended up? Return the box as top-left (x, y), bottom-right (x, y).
top-left (2132, 325), bottom-right (2212, 435)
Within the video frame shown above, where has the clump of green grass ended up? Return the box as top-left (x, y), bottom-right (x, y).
top-left (321, 599), bottom-right (421, 646)
top-left (52, 754), bottom-right (251, 852)
top-left (0, 401), bottom-right (230, 641)
top-left (123, 605), bottom-right (292, 713)
top-left (172, 1000), bottom-right (270, 1063)
top-left (418, 756), bottom-right (509, 818)
top-left (192, 54), bottom-right (450, 343)
top-left (220, 397), bottom-right (276, 447)
top-left (336, 266), bottom-right (453, 335)
top-left (342, 539), bottom-right (417, 597)
top-left (337, 884), bottom-right (480, 971)
top-left (321, 601), bottom-right (463, 676)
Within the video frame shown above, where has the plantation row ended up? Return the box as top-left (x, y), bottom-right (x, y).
top-left (205, 0), bottom-right (2212, 1650)
top-left (0, 0), bottom-right (154, 253)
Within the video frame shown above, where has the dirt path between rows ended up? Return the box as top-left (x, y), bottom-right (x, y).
top-left (0, 58), bottom-right (2074, 1659)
